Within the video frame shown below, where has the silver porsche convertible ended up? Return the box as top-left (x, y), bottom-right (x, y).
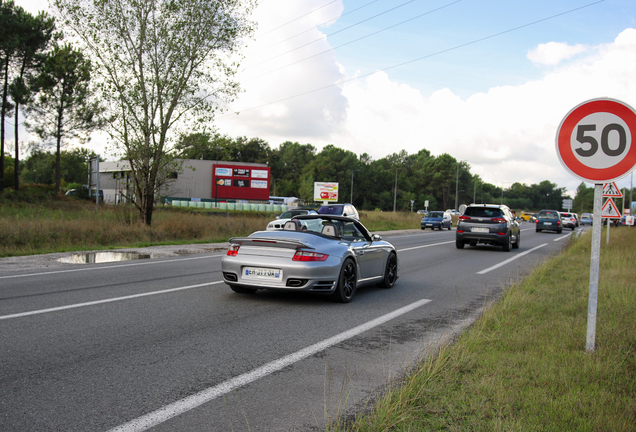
top-left (221, 215), bottom-right (398, 303)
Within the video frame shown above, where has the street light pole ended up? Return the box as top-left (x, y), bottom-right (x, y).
top-left (455, 163), bottom-right (459, 211)
top-left (455, 160), bottom-right (466, 210)
top-left (500, 182), bottom-right (511, 205)
top-left (393, 168), bottom-right (401, 212)
top-left (273, 178), bottom-right (281, 197)
top-left (350, 169), bottom-right (358, 204)
top-left (393, 169), bottom-right (398, 212)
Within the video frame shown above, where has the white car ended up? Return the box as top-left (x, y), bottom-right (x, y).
top-left (266, 209), bottom-right (318, 231)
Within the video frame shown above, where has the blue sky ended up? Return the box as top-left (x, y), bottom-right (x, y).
top-left (11, 0), bottom-right (636, 200)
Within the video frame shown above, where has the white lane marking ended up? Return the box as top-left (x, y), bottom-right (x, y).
top-left (386, 231), bottom-right (449, 239)
top-left (0, 254), bottom-right (224, 280)
top-left (554, 232), bottom-right (574, 241)
top-left (477, 243), bottom-right (548, 275)
top-left (0, 281), bottom-right (224, 321)
top-left (397, 240), bottom-right (455, 252)
top-left (106, 298), bottom-right (432, 432)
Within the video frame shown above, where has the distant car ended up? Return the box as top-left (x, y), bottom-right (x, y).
top-left (535, 210), bottom-right (562, 233)
top-left (572, 213), bottom-right (580, 227)
top-left (580, 213), bottom-right (593, 225)
top-left (266, 208), bottom-right (318, 231)
top-left (317, 203), bottom-right (359, 220)
top-left (446, 209), bottom-right (461, 216)
top-left (519, 212), bottom-right (535, 222)
top-left (560, 212), bottom-right (577, 230)
top-left (221, 215), bottom-right (398, 303)
top-left (416, 209), bottom-right (429, 215)
top-left (420, 210), bottom-right (452, 230)
top-left (455, 204), bottom-right (520, 251)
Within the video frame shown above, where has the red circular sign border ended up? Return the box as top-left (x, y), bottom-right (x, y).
top-left (556, 98), bottom-right (636, 183)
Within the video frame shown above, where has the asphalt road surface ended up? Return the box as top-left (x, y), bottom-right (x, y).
top-left (0, 224), bottom-right (585, 431)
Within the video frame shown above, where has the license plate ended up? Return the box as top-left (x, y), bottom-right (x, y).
top-left (244, 267), bottom-right (282, 280)
top-left (426, 223), bottom-right (433, 226)
top-left (472, 227), bottom-right (489, 233)
top-left (544, 222), bottom-right (552, 225)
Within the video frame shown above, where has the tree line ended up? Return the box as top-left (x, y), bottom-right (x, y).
top-left (175, 132), bottom-right (575, 212)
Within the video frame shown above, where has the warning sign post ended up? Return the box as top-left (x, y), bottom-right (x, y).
top-left (556, 98), bottom-right (636, 352)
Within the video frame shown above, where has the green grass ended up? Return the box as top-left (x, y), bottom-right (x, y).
top-left (336, 228), bottom-right (636, 431)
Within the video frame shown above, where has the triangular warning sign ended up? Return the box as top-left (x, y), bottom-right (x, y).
top-left (603, 182), bottom-right (623, 197)
top-left (601, 198), bottom-right (622, 218)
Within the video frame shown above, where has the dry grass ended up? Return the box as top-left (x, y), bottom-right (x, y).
top-left (360, 210), bottom-right (423, 231)
top-left (0, 200), bottom-right (425, 257)
top-left (0, 202), bottom-right (268, 257)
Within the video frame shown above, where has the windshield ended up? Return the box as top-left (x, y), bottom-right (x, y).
top-left (427, 212), bottom-right (444, 218)
top-left (279, 210), bottom-right (311, 219)
top-left (538, 211), bottom-right (559, 220)
top-left (290, 218), bottom-right (368, 241)
top-left (317, 206), bottom-right (343, 215)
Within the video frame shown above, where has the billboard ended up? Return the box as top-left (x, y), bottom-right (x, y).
top-left (212, 164), bottom-right (270, 201)
top-left (314, 182), bottom-right (339, 202)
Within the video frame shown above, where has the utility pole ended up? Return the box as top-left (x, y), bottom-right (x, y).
top-left (393, 168), bottom-right (398, 212)
top-left (350, 170), bottom-right (358, 204)
top-left (455, 163), bottom-right (459, 211)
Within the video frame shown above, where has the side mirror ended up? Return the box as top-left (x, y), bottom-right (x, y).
top-left (372, 234), bottom-right (382, 241)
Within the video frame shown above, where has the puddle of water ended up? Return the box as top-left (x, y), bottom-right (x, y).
top-left (58, 252), bottom-right (151, 264)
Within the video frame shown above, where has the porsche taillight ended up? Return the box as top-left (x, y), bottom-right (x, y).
top-left (293, 251), bottom-right (329, 261)
top-left (226, 245), bottom-right (240, 256)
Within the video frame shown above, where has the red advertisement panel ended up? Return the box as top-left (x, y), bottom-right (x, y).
top-left (212, 164), bottom-right (270, 200)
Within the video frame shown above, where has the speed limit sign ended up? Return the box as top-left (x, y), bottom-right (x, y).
top-left (556, 98), bottom-right (636, 183)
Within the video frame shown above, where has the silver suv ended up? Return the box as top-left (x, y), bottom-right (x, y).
top-left (456, 204), bottom-right (520, 251)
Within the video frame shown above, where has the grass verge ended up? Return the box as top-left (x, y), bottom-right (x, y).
top-left (0, 198), bottom-right (422, 257)
top-left (336, 228), bottom-right (636, 431)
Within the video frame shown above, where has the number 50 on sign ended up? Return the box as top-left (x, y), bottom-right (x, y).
top-left (556, 98), bottom-right (636, 183)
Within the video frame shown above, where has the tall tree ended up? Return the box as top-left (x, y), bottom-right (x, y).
top-left (0, 0), bottom-right (20, 191)
top-left (53, 0), bottom-right (255, 225)
top-left (8, 10), bottom-right (55, 191)
top-left (25, 43), bottom-right (104, 193)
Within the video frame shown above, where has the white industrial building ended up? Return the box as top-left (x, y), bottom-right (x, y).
top-left (99, 159), bottom-right (269, 205)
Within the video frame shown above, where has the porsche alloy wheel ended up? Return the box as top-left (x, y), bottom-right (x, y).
top-left (378, 253), bottom-right (397, 288)
top-left (333, 258), bottom-right (357, 303)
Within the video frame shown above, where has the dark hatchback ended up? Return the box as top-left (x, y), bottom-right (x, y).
top-left (455, 204), bottom-right (520, 251)
top-left (420, 211), bottom-right (452, 230)
top-left (535, 210), bottom-right (562, 233)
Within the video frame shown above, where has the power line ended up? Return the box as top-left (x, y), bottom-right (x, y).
top-left (226, 0), bottom-right (605, 116)
top-left (244, 0), bottom-right (462, 78)
top-left (246, 0), bottom-right (381, 58)
top-left (245, 0), bottom-right (423, 70)
top-left (255, 0), bottom-right (338, 37)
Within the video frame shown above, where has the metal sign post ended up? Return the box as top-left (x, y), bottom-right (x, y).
top-left (556, 98), bottom-right (636, 352)
top-left (587, 185), bottom-right (603, 352)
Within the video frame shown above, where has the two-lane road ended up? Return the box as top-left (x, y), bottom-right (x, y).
top-left (0, 224), bottom-right (584, 431)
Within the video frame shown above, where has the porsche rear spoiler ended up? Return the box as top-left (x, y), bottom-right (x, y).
top-left (228, 237), bottom-right (315, 250)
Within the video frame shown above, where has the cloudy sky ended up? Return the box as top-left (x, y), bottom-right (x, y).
top-left (11, 0), bottom-right (636, 197)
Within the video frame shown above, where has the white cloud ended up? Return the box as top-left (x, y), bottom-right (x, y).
top-left (320, 28), bottom-right (636, 194)
top-left (527, 41), bottom-right (587, 65)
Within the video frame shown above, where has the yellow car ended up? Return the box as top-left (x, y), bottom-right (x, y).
top-left (519, 212), bottom-right (535, 222)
